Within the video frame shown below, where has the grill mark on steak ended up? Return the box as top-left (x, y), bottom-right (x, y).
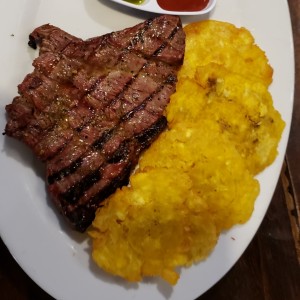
top-left (46, 52), bottom-right (177, 174)
top-left (25, 50), bottom-right (149, 160)
top-left (6, 39), bottom-right (145, 156)
top-left (47, 71), bottom-right (174, 194)
top-left (65, 161), bottom-right (133, 232)
top-left (6, 16), bottom-right (181, 160)
top-left (47, 96), bottom-right (169, 205)
top-left (4, 15), bottom-right (185, 231)
top-left (107, 140), bottom-right (131, 164)
top-left (152, 25), bottom-right (178, 57)
top-left (92, 128), bottom-right (114, 150)
top-left (62, 168), bottom-right (102, 204)
top-left (47, 157), bottom-right (83, 185)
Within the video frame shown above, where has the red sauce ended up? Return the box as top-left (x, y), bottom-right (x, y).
top-left (157, 0), bottom-right (209, 12)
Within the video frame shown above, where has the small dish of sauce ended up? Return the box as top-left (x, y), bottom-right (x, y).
top-left (110, 0), bottom-right (217, 15)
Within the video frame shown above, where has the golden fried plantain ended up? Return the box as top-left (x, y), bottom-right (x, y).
top-left (90, 169), bottom-right (217, 285)
top-left (167, 62), bottom-right (285, 174)
top-left (180, 20), bottom-right (273, 86)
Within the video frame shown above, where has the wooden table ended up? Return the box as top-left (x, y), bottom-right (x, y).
top-left (1, 1), bottom-right (299, 299)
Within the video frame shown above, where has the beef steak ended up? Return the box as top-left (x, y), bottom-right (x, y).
top-left (4, 15), bottom-right (185, 232)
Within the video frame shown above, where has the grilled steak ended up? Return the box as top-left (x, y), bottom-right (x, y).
top-left (4, 15), bottom-right (185, 232)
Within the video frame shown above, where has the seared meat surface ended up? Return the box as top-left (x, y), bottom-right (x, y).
top-left (4, 15), bottom-right (185, 232)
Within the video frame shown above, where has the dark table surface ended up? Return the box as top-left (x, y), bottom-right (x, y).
top-left (1, 0), bottom-right (299, 299)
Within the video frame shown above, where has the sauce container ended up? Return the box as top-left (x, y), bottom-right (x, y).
top-left (109, 0), bottom-right (217, 15)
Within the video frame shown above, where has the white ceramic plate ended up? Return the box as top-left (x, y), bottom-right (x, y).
top-left (0, 0), bottom-right (294, 300)
top-left (109, 0), bottom-right (217, 15)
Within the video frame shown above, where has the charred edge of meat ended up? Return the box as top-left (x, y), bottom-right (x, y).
top-left (66, 206), bottom-right (96, 233)
top-left (28, 34), bottom-right (38, 49)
